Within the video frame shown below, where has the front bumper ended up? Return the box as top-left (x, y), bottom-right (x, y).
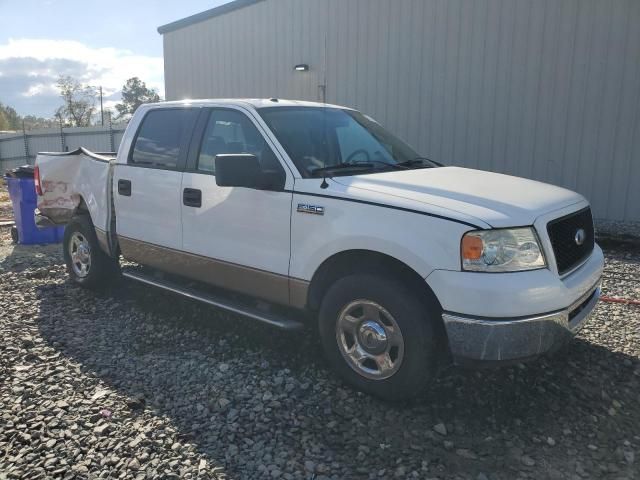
top-left (443, 283), bottom-right (600, 363)
top-left (428, 244), bottom-right (604, 364)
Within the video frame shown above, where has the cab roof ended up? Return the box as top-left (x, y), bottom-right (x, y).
top-left (143, 98), bottom-right (351, 111)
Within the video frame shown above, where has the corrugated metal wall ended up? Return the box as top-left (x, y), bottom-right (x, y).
top-left (0, 125), bottom-right (126, 172)
top-left (163, 0), bottom-right (640, 222)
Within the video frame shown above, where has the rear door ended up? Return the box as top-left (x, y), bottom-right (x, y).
top-left (180, 106), bottom-right (294, 305)
top-left (113, 107), bottom-right (198, 255)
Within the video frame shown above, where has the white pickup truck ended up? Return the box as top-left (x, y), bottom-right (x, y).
top-left (35, 99), bottom-right (604, 400)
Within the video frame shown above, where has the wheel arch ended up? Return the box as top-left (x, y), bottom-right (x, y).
top-left (73, 195), bottom-right (90, 217)
top-left (71, 194), bottom-right (116, 256)
top-left (306, 249), bottom-right (442, 314)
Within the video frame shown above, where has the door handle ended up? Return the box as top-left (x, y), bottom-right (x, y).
top-left (183, 188), bottom-right (202, 208)
top-left (118, 179), bottom-right (131, 196)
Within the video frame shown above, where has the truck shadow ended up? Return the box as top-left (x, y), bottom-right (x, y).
top-left (34, 279), bottom-right (639, 479)
top-left (0, 240), bottom-right (62, 273)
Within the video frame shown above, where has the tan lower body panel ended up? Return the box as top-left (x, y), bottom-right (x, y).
top-left (289, 277), bottom-right (310, 310)
top-left (118, 236), bottom-right (308, 308)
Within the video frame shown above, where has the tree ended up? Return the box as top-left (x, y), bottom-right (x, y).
top-left (115, 77), bottom-right (160, 119)
top-left (0, 102), bottom-right (21, 130)
top-left (0, 109), bottom-right (9, 130)
top-left (22, 115), bottom-right (56, 130)
top-left (0, 101), bottom-right (57, 131)
top-left (55, 75), bottom-right (97, 127)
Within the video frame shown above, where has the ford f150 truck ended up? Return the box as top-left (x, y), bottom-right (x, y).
top-left (34, 99), bottom-right (604, 400)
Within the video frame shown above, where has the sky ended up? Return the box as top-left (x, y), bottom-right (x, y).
top-left (0, 0), bottom-right (227, 118)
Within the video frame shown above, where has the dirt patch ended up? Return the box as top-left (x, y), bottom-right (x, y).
top-left (0, 181), bottom-right (13, 222)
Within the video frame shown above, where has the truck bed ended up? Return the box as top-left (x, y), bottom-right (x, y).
top-left (35, 148), bottom-right (115, 232)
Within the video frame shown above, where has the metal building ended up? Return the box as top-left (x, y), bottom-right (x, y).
top-left (159, 0), bottom-right (640, 224)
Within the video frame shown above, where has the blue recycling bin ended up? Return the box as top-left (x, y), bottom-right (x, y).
top-left (4, 176), bottom-right (65, 245)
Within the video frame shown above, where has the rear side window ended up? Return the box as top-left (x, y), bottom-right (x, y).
top-left (130, 109), bottom-right (192, 168)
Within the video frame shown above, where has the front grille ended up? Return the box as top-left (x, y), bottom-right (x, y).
top-left (547, 207), bottom-right (595, 275)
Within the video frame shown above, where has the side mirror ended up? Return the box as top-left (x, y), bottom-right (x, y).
top-left (214, 154), bottom-right (284, 190)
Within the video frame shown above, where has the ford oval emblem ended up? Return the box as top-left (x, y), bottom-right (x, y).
top-left (574, 228), bottom-right (586, 246)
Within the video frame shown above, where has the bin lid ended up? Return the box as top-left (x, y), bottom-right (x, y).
top-left (4, 165), bottom-right (35, 178)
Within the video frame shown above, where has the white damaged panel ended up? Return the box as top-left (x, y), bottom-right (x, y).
top-left (35, 149), bottom-right (114, 231)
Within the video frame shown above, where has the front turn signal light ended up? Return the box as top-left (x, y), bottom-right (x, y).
top-left (461, 235), bottom-right (483, 260)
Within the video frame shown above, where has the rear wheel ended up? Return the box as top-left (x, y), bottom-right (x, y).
top-left (318, 274), bottom-right (440, 401)
top-left (63, 215), bottom-right (119, 289)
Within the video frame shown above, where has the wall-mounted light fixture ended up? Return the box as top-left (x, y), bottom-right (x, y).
top-left (294, 64), bottom-right (309, 72)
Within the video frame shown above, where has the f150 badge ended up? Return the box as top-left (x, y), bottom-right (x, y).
top-left (297, 203), bottom-right (325, 215)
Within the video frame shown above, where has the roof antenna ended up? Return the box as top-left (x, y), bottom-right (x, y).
top-left (319, 32), bottom-right (329, 191)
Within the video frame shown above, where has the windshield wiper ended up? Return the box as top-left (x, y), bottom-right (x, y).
top-left (396, 157), bottom-right (442, 168)
top-left (311, 163), bottom-right (377, 176)
top-left (313, 160), bottom-right (407, 176)
top-left (355, 159), bottom-right (408, 170)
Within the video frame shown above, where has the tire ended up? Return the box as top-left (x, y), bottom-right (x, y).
top-left (10, 225), bottom-right (18, 244)
top-left (318, 274), bottom-right (440, 401)
top-left (63, 215), bottom-right (119, 289)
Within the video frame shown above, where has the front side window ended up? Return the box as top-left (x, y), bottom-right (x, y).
top-left (258, 107), bottom-right (438, 177)
top-left (197, 109), bottom-right (281, 174)
top-left (131, 109), bottom-right (192, 168)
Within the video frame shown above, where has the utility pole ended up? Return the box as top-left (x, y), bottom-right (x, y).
top-left (108, 111), bottom-right (115, 153)
top-left (56, 113), bottom-right (67, 152)
top-left (99, 86), bottom-right (104, 126)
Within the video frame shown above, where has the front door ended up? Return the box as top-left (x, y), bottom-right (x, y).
top-left (180, 107), bottom-right (293, 305)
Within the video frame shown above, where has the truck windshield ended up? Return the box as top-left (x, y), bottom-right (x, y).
top-left (258, 106), bottom-right (438, 178)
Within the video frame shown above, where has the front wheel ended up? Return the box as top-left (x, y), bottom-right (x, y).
top-left (318, 274), bottom-right (441, 401)
top-left (63, 215), bottom-right (119, 289)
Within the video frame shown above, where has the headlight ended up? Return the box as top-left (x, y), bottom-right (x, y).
top-left (461, 227), bottom-right (546, 272)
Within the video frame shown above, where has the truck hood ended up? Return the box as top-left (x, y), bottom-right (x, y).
top-left (331, 167), bottom-right (586, 228)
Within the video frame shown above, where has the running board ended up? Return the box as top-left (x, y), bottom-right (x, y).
top-left (122, 270), bottom-right (304, 331)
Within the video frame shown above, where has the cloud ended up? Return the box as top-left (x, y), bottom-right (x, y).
top-left (0, 38), bottom-right (163, 118)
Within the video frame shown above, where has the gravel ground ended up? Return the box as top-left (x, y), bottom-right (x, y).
top-left (1, 207), bottom-right (639, 479)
